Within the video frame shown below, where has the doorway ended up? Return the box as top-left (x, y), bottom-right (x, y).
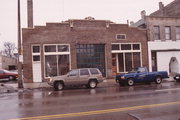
top-left (169, 57), bottom-right (179, 73)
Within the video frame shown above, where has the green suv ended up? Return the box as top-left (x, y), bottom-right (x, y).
top-left (48, 68), bottom-right (104, 90)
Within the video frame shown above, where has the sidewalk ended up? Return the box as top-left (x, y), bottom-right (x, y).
top-left (0, 77), bottom-right (175, 94)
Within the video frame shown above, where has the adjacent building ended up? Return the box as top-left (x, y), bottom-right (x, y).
top-left (133, 0), bottom-right (180, 74)
top-left (0, 55), bottom-right (17, 70)
top-left (22, 17), bottom-right (148, 83)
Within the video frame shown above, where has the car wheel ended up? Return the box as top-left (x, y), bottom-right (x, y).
top-left (88, 80), bottom-right (97, 89)
top-left (155, 76), bottom-right (162, 84)
top-left (127, 78), bottom-right (134, 86)
top-left (9, 76), bottom-right (14, 81)
top-left (54, 81), bottom-right (64, 91)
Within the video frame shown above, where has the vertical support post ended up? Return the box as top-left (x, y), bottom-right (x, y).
top-left (18, 0), bottom-right (23, 88)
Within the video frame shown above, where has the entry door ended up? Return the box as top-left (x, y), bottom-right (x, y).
top-left (32, 62), bottom-right (42, 82)
top-left (32, 45), bottom-right (42, 82)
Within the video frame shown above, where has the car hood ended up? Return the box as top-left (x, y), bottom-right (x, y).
top-left (117, 73), bottom-right (136, 77)
top-left (51, 75), bottom-right (67, 80)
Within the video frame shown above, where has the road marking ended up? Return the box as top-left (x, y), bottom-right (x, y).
top-left (10, 101), bottom-right (180, 120)
top-left (155, 88), bottom-right (180, 92)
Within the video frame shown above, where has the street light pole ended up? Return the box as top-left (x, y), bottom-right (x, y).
top-left (17, 0), bottom-right (23, 88)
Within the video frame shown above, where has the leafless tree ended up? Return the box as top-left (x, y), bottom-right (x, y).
top-left (3, 42), bottom-right (16, 57)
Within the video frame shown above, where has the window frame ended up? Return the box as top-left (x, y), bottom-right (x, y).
top-left (111, 43), bottom-right (142, 73)
top-left (153, 26), bottom-right (160, 40)
top-left (43, 44), bottom-right (71, 78)
top-left (116, 34), bottom-right (126, 40)
top-left (165, 26), bottom-right (171, 40)
top-left (176, 26), bottom-right (180, 40)
top-left (31, 45), bottom-right (41, 63)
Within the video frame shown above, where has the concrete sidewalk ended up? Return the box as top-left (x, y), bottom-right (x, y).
top-left (0, 77), bottom-right (175, 94)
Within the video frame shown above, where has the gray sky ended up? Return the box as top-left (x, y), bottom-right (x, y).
top-left (0, 0), bottom-right (173, 50)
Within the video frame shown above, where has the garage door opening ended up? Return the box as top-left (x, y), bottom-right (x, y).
top-left (169, 57), bottom-right (179, 74)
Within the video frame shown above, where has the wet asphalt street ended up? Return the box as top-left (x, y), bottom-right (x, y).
top-left (1, 81), bottom-right (180, 120)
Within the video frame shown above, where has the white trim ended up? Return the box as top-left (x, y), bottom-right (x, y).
top-left (116, 34), bottom-right (126, 40)
top-left (111, 43), bottom-right (142, 73)
top-left (43, 44), bottom-right (71, 79)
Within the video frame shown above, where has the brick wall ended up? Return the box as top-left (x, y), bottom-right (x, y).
top-left (22, 19), bottom-right (148, 82)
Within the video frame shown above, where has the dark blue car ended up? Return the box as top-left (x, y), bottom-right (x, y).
top-left (116, 67), bottom-right (169, 86)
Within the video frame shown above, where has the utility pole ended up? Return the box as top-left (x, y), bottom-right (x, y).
top-left (17, 0), bottom-right (23, 88)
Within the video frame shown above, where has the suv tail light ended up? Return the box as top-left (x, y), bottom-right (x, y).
top-left (99, 74), bottom-right (103, 78)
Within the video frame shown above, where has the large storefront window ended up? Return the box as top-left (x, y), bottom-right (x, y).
top-left (112, 43), bottom-right (142, 73)
top-left (44, 44), bottom-right (70, 77)
top-left (76, 44), bottom-right (106, 77)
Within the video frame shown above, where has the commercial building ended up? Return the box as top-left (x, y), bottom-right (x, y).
top-left (0, 55), bottom-right (17, 70)
top-left (22, 17), bottom-right (148, 83)
top-left (133, 0), bottom-right (180, 74)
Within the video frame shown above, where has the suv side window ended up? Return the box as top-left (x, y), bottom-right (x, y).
top-left (80, 69), bottom-right (89, 76)
top-left (89, 68), bottom-right (99, 75)
top-left (68, 69), bottom-right (79, 76)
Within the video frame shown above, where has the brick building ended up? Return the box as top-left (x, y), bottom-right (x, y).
top-left (133, 0), bottom-right (180, 74)
top-left (22, 18), bottom-right (148, 83)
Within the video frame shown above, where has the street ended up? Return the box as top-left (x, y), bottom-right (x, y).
top-left (1, 81), bottom-right (180, 120)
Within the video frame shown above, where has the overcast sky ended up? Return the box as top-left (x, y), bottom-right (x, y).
top-left (0, 0), bottom-right (173, 50)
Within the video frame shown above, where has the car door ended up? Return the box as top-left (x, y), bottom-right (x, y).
top-left (65, 69), bottom-right (80, 86)
top-left (136, 68), bottom-right (147, 82)
top-left (79, 69), bottom-right (90, 85)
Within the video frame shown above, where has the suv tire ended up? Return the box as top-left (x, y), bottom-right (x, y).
top-left (88, 80), bottom-right (97, 89)
top-left (54, 81), bottom-right (64, 91)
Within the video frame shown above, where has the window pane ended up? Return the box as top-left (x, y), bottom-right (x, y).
top-left (116, 34), bottom-right (126, 40)
top-left (176, 27), bottom-right (180, 40)
top-left (76, 44), bottom-right (106, 77)
top-left (58, 55), bottom-right (69, 75)
top-left (33, 46), bottom-right (40, 53)
top-left (68, 69), bottom-right (79, 76)
top-left (45, 45), bottom-right (56, 52)
top-left (33, 55), bottom-right (40, 61)
top-left (133, 44), bottom-right (140, 50)
top-left (154, 26), bottom-right (160, 40)
top-left (112, 44), bottom-right (119, 50)
top-left (165, 26), bottom-right (171, 40)
top-left (45, 55), bottom-right (57, 77)
top-left (118, 53), bottom-right (124, 72)
top-left (138, 68), bottom-right (146, 73)
top-left (58, 45), bottom-right (69, 52)
top-left (133, 52), bottom-right (141, 68)
top-left (121, 44), bottom-right (131, 50)
top-left (80, 69), bottom-right (89, 75)
top-left (90, 68), bottom-right (99, 75)
top-left (125, 53), bottom-right (132, 72)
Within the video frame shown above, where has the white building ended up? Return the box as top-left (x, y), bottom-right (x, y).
top-left (133, 1), bottom-right (180, 74)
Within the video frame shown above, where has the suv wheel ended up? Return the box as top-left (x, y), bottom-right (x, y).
top-left (88, 80), bottom-right (97, 89)
top-left (155, 76), bottom-right (162, 84)
top-left (127, 78), bottom-right (134, 86)
top-left (54, 81), bottom-right (64, 91)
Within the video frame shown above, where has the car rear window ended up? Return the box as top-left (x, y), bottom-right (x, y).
top-left (89, 68), bottom-right (99, 75)
top-left (80, 69), bottom-right (89, 75)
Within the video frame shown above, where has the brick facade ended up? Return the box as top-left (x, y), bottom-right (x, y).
top-left (22, 19), bottom-right (148, 83)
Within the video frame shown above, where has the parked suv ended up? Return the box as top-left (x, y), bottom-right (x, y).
top-left (48, 68), bottom-right (104, 90)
